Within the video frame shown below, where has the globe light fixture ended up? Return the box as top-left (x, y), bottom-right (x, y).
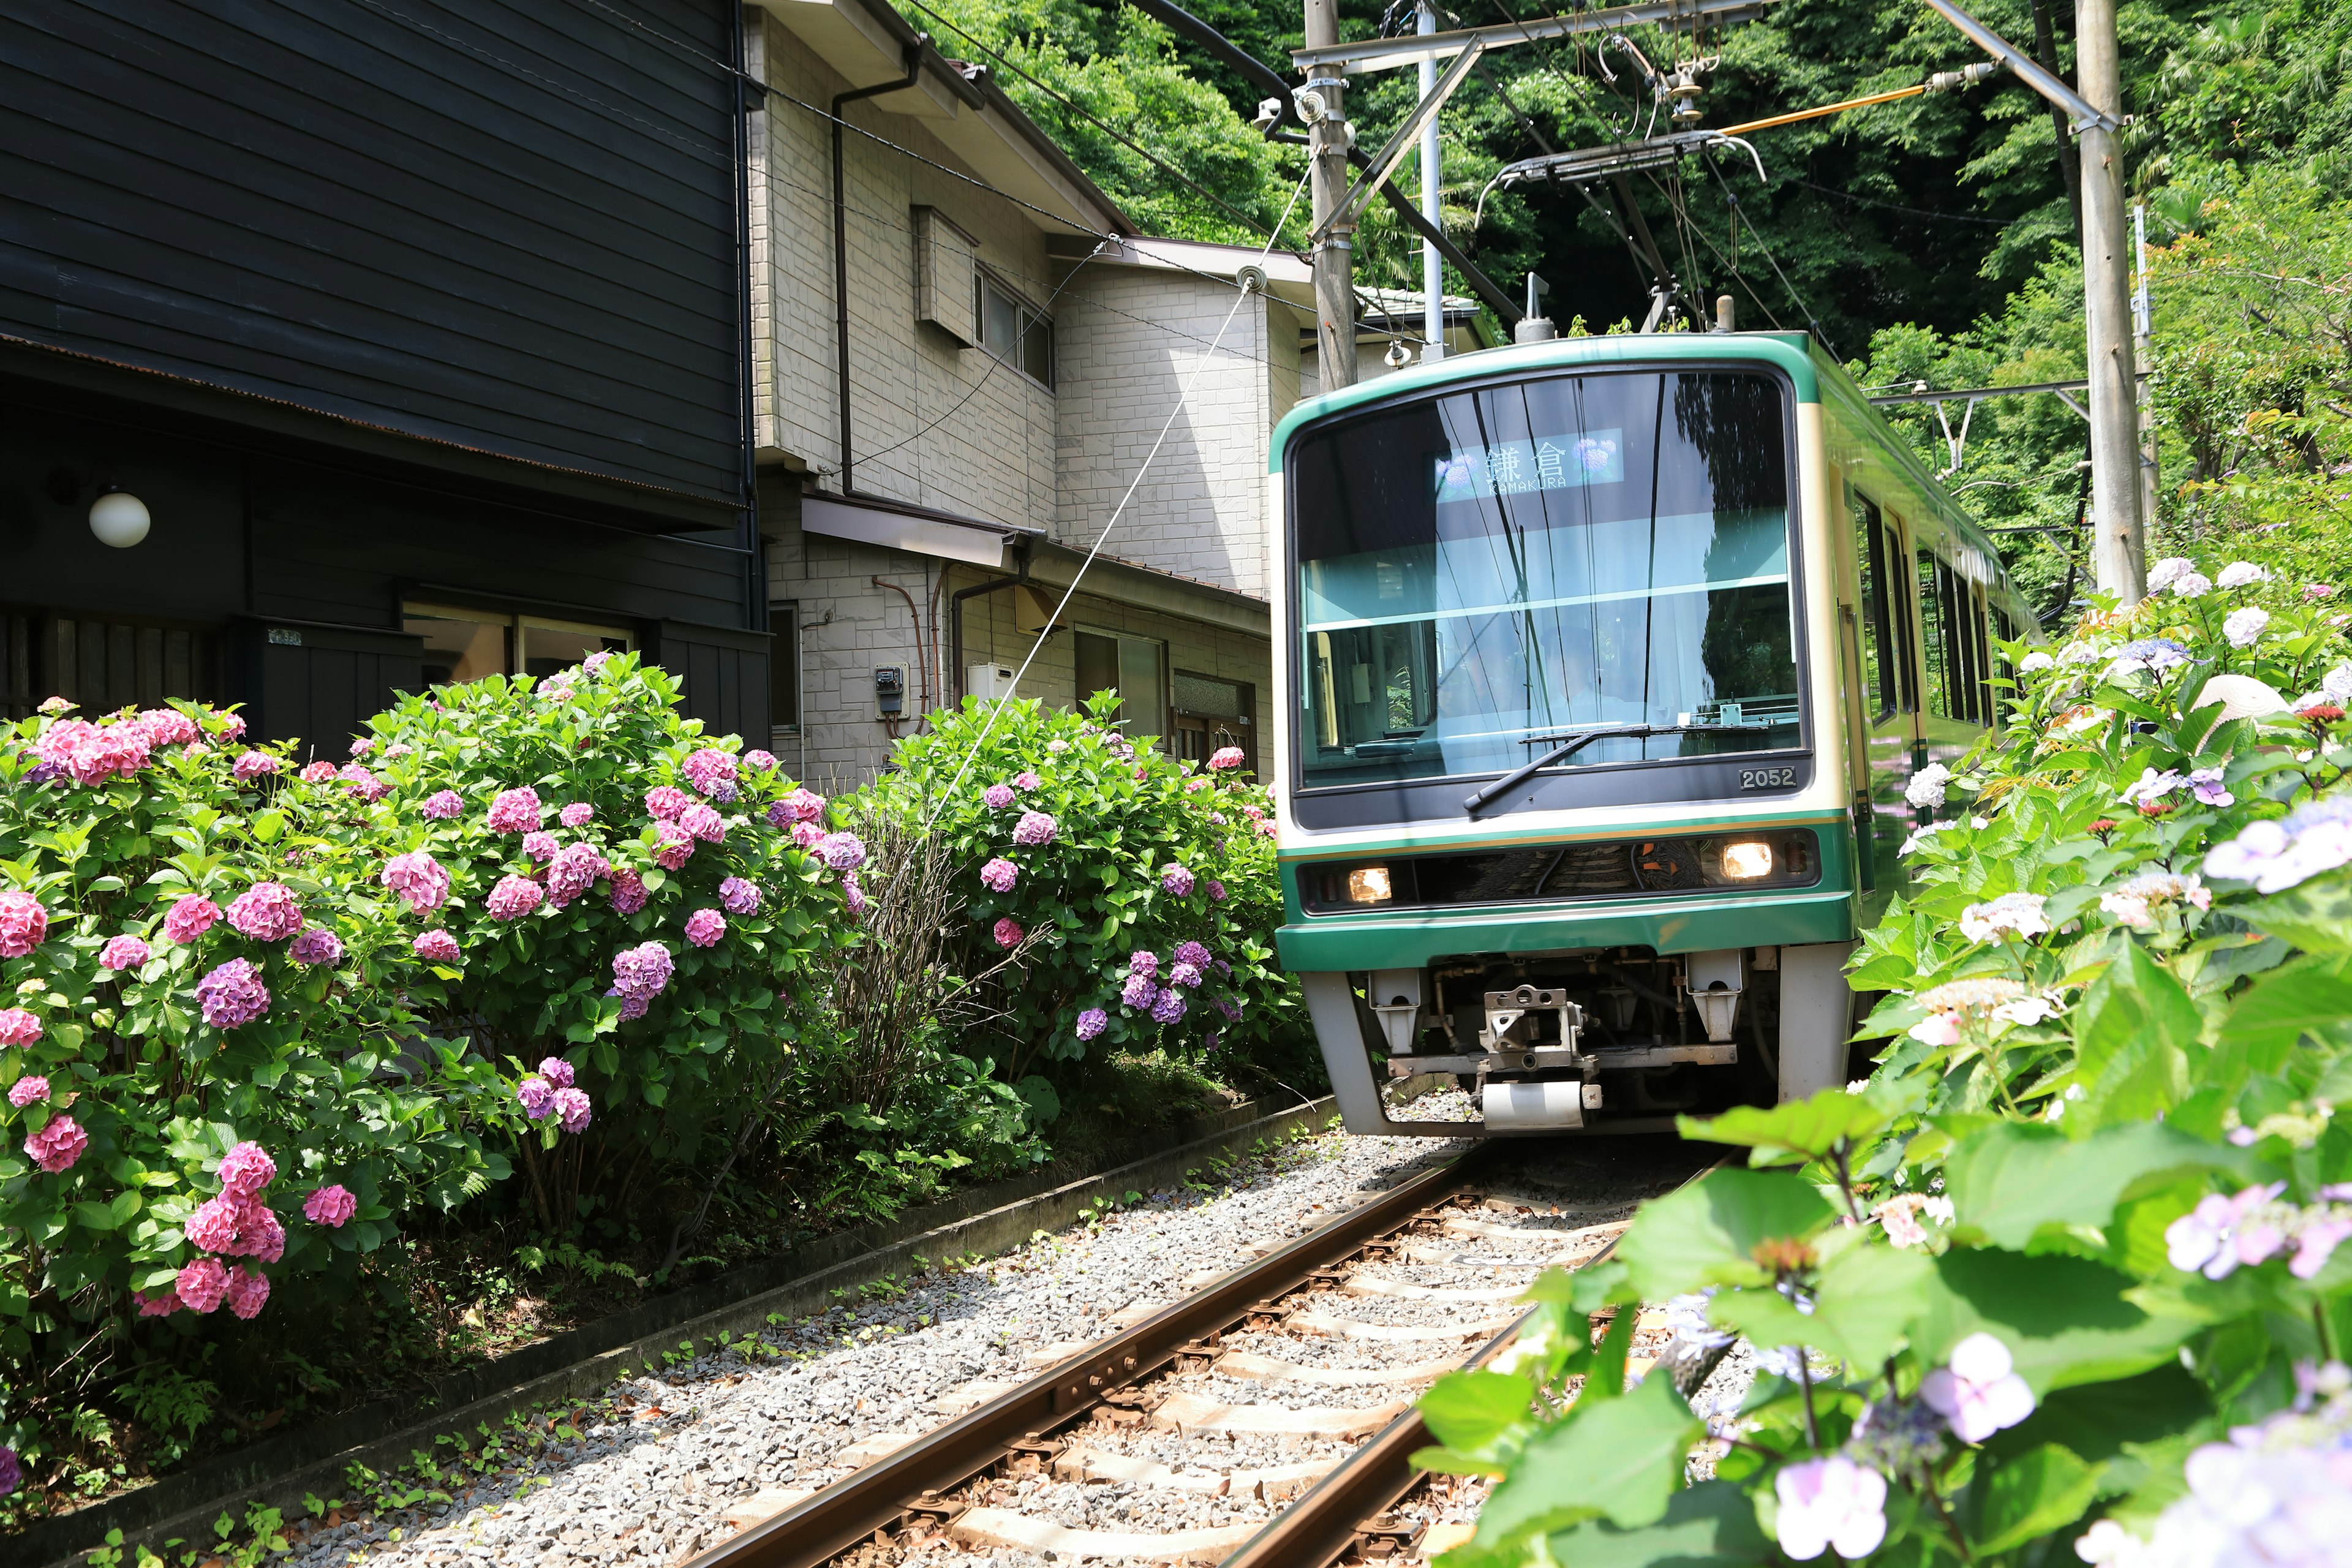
top-left (88, 489), bottom-right (150, 548)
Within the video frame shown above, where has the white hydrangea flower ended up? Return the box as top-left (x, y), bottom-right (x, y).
top-left (2172, 571), bottom-right (2214, 599)
top-left (2019, 650), bottom-right (2055, 673)
top-left (2146, 556), bottom-right (2196, 592)
top-left (2224, 606), bottom-right (2272, 647)
top-left (1904, 763), bottom-right (1951, 809)
top-left (2057, 639), bottom-right (2103, 666)
top-left (1959, 891), bottom-right (2051, 943)
top-left (2216, 560), bottom-right (2271, 589)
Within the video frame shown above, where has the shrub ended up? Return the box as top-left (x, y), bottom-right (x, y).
top-left (863, 694), bottom-right (1301, 1085)
top-left (1418, 557), bottom-right (2352, 1566)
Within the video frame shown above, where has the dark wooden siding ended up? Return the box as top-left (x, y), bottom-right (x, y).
top-left (234, 619), bottom-right (423, 761)
top-left (0, 0), bottom-right (744, 504)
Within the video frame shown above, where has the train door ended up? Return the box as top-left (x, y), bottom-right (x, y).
top-left (1849, 491), bottom-right (1918, 911)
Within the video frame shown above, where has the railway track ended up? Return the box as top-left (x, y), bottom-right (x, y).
top-left (687, 1136), bottom-right (1706, 1568)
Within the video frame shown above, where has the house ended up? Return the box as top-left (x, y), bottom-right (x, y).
top-left (0, 1), bottom-right (766, 750)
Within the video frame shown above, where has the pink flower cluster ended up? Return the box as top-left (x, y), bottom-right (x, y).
top-left (232, 751), bottom-right (281, 782)
top-left (610, 940), bottom-right (674, 1020)
top-left (341, 764), bottom-right (386, 801)
top-left (817, 832), bottom-right (866, 871)
top-left (516, 1056), bottom-right (592, 1131)
top-left (993, 916), bottom-right (1023, 949)
top-left (290, 926), bottom-right (344, 966)
top-left (421, 789), bottom-right (464, 820)
top-left (164, 894), bottom-right (220, 944)
top-left (99, 933), bottom-right (151, 971)
top-left (26, 1114), bottom-right (87, 1173)
top-left (522, 831), bottom-right (559, 862)
top-left (486, 786), bottom-right (543, 833)
top-left (1012, 812), bottom-right (1057, 848)
top-left (304, 1183), bottom-right (357, 1227)
top-left (682, 748), bottom-right (737, 797)
top-left (0, 1009), bottom-right (39, 1046)
top-left (608, 867), bottom-right (648, 915)
top-left (768, 788), bottom-right (825, 827)
top-left (382, 851), bottom-right (452, 912)
top-left (298, 761), bottom-right (337, 784)
top-left (655, 821), bottom-right (695, 869)
top-left (227, 881), bottom-right (304, 942)
top-left (34, 717), bottom-right (151, 785)
top-left (2168, 1182), bottom-right (2352, 1280)
top-left (486, 875), bottom-right (545, 920)
top-left (718, 876), bottom-right (760, 915)
top-left (980, 858), bottom-right (1018, 893)
top-left (646, 785), bottom-right (691, 821)
top-left (1208, 747), bottom-right (1246, 771)
top-left (414, 929), bottom-right (462, 963)
top-left (9, 1076), bottom-right (48, 1107)
top-left (0, 891), bottom-right (49, 957)
top-left (196, 958), bottom-right (270, 1028)
top-left (679, 802), bottom-right (725, 843)
top-left (744, 750), bottom-right (777, 771)
top-left (1014, 771), bottom-right (1041, 790)
top-left (173, 1256), bottom-right (271, 1319)
top-left (685, 907), bottom-right (726, 948)
top-left (548, 843), bottom-right (611, 907)
top-left (560, 802), bottom-right (595, 828)
top-left (984, 783), bottom-right (1016, 810)
top-left (138, 707), bottom-right (202, 747)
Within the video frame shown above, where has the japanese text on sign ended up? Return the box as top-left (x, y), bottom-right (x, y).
top-left (1431, 429), bottom-right (1624, 503)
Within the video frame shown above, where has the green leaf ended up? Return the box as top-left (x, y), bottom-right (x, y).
top-left (1973, 1444), bottom-right (2101, 1554)
top-left (1540, 1480), bottom-right (1775, 1567)
top-left (1996, 1363), bottom-right (2208, 1469)
top-left (1676, 1088), bottom-right (1887, 1164)
top-left (1418, 1369), bottom-right (1535, 1452)
top-left (2070, 941), bottom-right (2198, 1126)
top-left (1708, 1243), bottom-right (1931, 1368)
top-left (2218, 954), bottom-right (2352, 1063)
top-left (2242, 873), bottom-right (2352, 954)
top-left (1947, 1121), bottom-right (2246, 1249)
top-left (1917, 1250), bottom-right (2193, 1393)
top-left (1472, 1373), bottom-right (1703, 1544)
top-left (1618, 1168), bottom-right (1836, 1298)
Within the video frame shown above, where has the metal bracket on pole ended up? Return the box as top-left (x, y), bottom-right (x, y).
top-left (1314, 40), bottom-right (1485, 241)
top-left (1291, 0), bottom-right (1774, 74)
top-left (1915, 0), bottom-right (2119, 132)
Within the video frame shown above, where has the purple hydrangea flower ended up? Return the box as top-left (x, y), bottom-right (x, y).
top-left (540, 1056), bottom-right (575, 1088)
top-left (1076, 1007), bottom-right (1109, 1041)
top-left (1206, 880), bottom-right (1227, 903)
top-left (980, 858), bottom-right (1018, 893)
top-left (818, 832), bottom-right (867, 870)
top-left (516, 1076), bottom-right (555, 1118)
top-left (1150, 989), bottom-right (1188, 1024)
top-left (195, 959), bottom-right (270, 1029)
top-left (608, 867), bottom-right (648, 914)
top-left (1169, 962), bottom-right (1203, 989)
top-left (685, 907), bottom-right (726, 948)
top-left (1012, 811), bottom-right (1057, 847)
top-left (1128, 950), bottom-right (1159, 979)
top-left (421, 788), bottom-right (463, 820)
top-left (682, 748), bottom-right (738, 797)
top-left (984, 783), bottom-right (1016, 810)
top-left (1160, 864), bottom-right (1196, 897)
top-left (1173, 940), bottom-right (1211, 969)
top-left (718, 876), bottom-right (761, 914)
top-left (842, 872), bottom-right (868, 918)
top-left (547, 843), bottom-right (611, 906)
top-left (552, 1085), bottom-right (593, 1134)
top-left (1121, 973), bottom-right (1159, 1010)
top-left (612, 940), bottom-right (675, 998)
top-left (289, 926), bottom-right (344, 966)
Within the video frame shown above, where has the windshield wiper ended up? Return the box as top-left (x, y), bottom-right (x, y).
top-left (1461, 723), bottom-right (1746, 816)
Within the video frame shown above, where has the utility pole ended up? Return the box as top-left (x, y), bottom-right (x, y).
top-left (1418, 0), bottom-right (1444, 362)
top-left (2076, 0), bottom-right (2144, 603)
top-left (1305, 0), bottom-right (1357, 390)
top-left (2133, 203), bottom-right (2160, 535)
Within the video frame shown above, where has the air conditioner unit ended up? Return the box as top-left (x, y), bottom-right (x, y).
top-left (968, 664), bottom-right (1019, 700)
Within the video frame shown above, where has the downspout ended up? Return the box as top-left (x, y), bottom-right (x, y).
top-left (735, 9), bottom-right (764, 635)
top-left (949, 541), bottom-right (1033, 706)
top-left (834, 43), bottom-right (925, 497)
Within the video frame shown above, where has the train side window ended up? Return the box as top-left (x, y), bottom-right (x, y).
top-left (1852, 492), bottom-right (1895, 720)
top-left (1917, 548), bottom-right (1950, 719)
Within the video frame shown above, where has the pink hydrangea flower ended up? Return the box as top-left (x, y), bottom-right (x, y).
top-left (778, 788), bottom-right (826, 824)
top-left (744, 750), bottom-right (777, 771)
top-left (139, 707), bottom-right (201, 747)
top-left (654, 821), bottom-right (695, 869)
top-left (540, 1057), bottom-right (575, 1089)
top-left (0, 1444), bottom-right (15, 1496)
top-left (1160, 864), bottom-right (1195, 897)
top-left (195, 959), bottom-right (270, 1029)
top-left (818, 832), bottom-right (867, 870)
top-left (0, 891), bottom-right (50, 957)
top-left (1921, 1332), bottom-right (2035, 1442)
top-left (225, 1265), bottom-right (270, 1320)
top-left (226, 882), bottom-right (304, 942)
top-left (289, 926), bottom-right (343, 966)
top-left (980, 858), bottom-right (1018, 893)
top-left (682, 748), bottom-right (738, 797)
top-left (347, 736), bottom-right (375, 757)
top-left (26, 1114), bottom-right (87, 1173)
top-left (521, 831), bottom-right (559, 862)
top-left (559, 802), bottom-right (594, 827)
top-left (984, 783), bottom-right (1016, 810)
top-left (791, 821), bottom-right (826, 850)
top-left (217, 712), bottom-right (246, 741)
top-left (298, 760), bottom-right (337, 784)
top-left (608, 867), bottom-right (648, 914)
top-left (547, 843), bottom-right (610, 907)
top-left (186, 1194), bottom-right (244, 1253)
top-left (486, 786), bottom-right (543, 833)
top-left (842, 872), bottom-right (867, 918)
top-left (135, 1289), bottom-right (182, 1317)
top-left (1774, 1455), bottom-right (1887, 1561)
top-left (0, 1009), bottom-right (39, 1046)
top-left (413, 929), bottom-right (462, 963)
top-left (486, 875), bottom-right (545, 919)
top-left (1208, 747), bottom-right (1246, 771)
top-left (718, 877), bottom-right (760, 915)
top-left (1183, 777), bottom-right (1212, 793)
top-left (685, 907), bottom-right (727, 947)
top-left (421, 789), bottom-right (463, 820)
top-left (645, 785), bottom-right (691, 821)
top-left (612, 941), bottom-right (674, 999)
top-left (341, 764), bottom-right (387, 801)
top-left (1014, 771), bottom-right (1042, 790)
top-left (382, 851), bottom-right (452, 912)
top-left (679, 802), bottom-right (726, 843)
top-left (36, 718), bottom-right (151, 784)
top-left (218, 1140), bottom-right (276, 1197)
top-left (239, 1205), bottom-right (285, 1263)
top-left (1207, 880), bottom-right (1227, 903)
top-left (232, 751), bottom-right (282, 781)
top-left (8, 1076), bottom-right (48, 1107)
top-left (176, 1257), bottom-right (230, 1314)
top-left (1012, 812), bottom-right (1057, 847)
top-left (306, 1184), bottom-right (359, 1227)
top-left (552, 1086), bottom-right (593, 1134)
top-left (1076, 1008), bottom-right (1109, 1041)
top-left (516, 1076), bottom-right (555, 1118)
top-left (99, 934), bottom-right (151, 971)
top-left (992, 916), bottom-right (1023, 948)
top-left (162, 894), bottom-right (220, 944)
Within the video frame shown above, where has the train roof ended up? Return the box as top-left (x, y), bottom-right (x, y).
top-left (1270, 330), bottom-right (2041, 634)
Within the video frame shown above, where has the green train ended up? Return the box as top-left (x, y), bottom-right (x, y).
top-left (1268, 332), bottom-right (2040, 1136)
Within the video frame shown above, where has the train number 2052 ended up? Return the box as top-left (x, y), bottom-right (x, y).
top-left (1739, 766), bottom-right (1797, 790)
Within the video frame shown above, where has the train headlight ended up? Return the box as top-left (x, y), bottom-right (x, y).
top-left (1719, 840), bottom-right (1774, 880)
top-left (1347, 867), bottom-right (1393, 903)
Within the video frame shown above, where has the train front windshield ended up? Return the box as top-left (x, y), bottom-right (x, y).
top-left (1289, 368), bottom-right (1802, 793)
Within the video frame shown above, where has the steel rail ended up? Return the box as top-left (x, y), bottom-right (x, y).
top-left (685, 1142), bottom-right (1505, 1568)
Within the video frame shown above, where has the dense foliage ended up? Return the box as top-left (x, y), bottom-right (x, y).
top-left (1416, 553), bottom-right (2352, 1564)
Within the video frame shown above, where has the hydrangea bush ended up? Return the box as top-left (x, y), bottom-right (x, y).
top-left (1419, 558), bottom-right (2352, 1566)
top-left (865, 695), bottom-right (1300, 1082)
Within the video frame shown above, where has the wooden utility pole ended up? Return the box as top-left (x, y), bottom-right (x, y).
top-left (1305, 0), bottom-right (1357, 390)
top-left (2076, 0), bottom-right (2145, 602)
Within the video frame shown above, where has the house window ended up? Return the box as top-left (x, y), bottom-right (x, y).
top-left (1074, 629), bottom-right (1164, 742)
top-left (403, 604), bottom-right (631, 688)
top-left (770, 601), bottom-right (800, 739)
top-left (975, 272), bottom-right (1054, 388)
top-left (1172, 670), bottom-right (1256, 774)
